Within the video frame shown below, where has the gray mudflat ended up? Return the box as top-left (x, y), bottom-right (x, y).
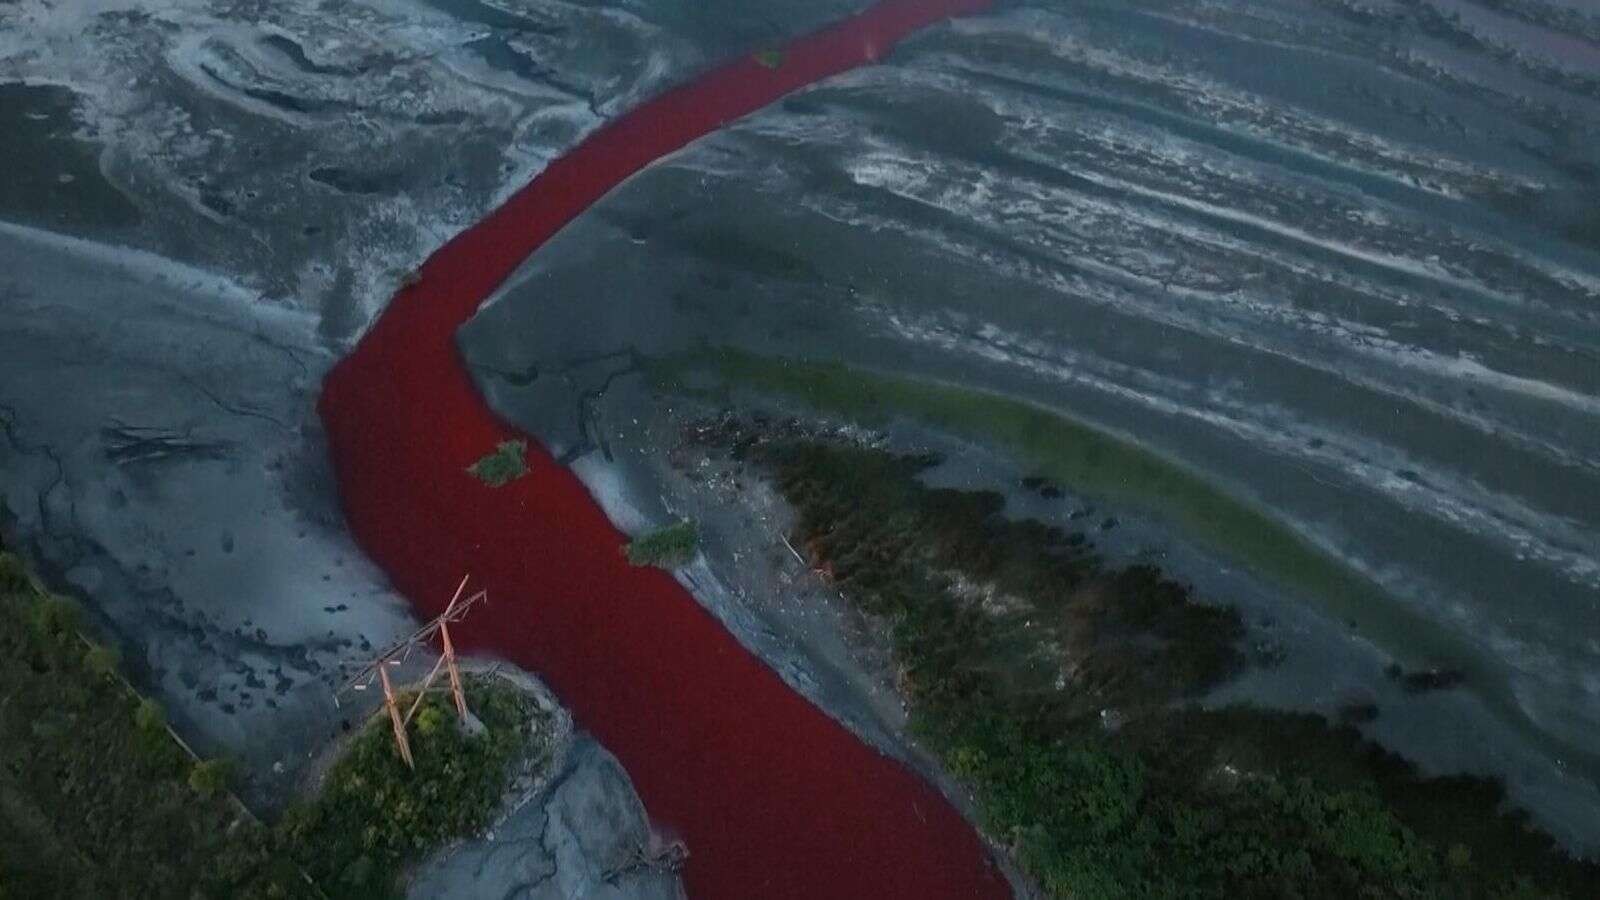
top-left (408, 738), bottom-right (685, 900)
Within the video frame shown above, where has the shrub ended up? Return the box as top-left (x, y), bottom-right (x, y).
top-left (84, 642), bottom-right (121, 677)
top-left (466, 440), bottom-right (528, 487)
top-left (135, 697), bottom-right (166, 734)
top-left (414, 704), bottom-right (446, 739)
top-left (30, 594), bottom-right (80, 637)
top-left (188, 759), bottom-right (233, 799)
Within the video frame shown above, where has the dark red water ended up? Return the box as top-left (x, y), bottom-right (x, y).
top-left (318, 2), bottom-right (1007, 896)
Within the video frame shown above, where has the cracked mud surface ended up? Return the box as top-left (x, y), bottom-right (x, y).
top-left (0, 225), bottom-right (416, 808)
top-left (409, 738), bottom-right (684, 900)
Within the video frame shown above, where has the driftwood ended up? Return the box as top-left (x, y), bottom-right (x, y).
top-left (602, 838), bottom-right (689, 882)
top-left (101, 422), bottom-right (234, 466)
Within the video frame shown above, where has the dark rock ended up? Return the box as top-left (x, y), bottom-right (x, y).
top-left (1402, 668), bottom-right (1466, 693)
top-left (1386, 662), bottom-right (1465, 693)
top-left (1339, 702), bottom-right (1380, 724)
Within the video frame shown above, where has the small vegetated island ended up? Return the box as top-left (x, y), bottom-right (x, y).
top-left (467, 439), bottom-right (530, 487)
top-left (662, 366), bottom-right (1600, 898)
top-left (0, 539), bottom-right (550, 900)
top-left (281, 672), bottom-right (551, 897)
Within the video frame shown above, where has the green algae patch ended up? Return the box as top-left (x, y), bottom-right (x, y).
top-left (623, 519), bottom-right (699, 569)
top-left (648, 349), bottom-right (1598, 776)
top-left (649, 349), bottom-right (1463, 660)
top-left (467, 439), bottom-right (529, 487)
top-left (753, 49), bottom-right (785, 70)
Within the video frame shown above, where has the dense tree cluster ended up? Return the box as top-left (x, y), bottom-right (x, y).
top-left (0, 550), bottom-right (307, 898)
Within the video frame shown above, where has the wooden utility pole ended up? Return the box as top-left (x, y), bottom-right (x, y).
top-left (441, 616), bottom-right (468, 721)
top-left (378, 663), bottom-right (415, 769)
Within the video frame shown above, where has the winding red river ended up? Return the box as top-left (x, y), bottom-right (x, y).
top-left (318, 1), bottom-right (1006, 896)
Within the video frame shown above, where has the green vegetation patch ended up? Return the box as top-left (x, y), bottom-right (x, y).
top-left (279, 675), bottom-right (549, 898)
top-left (467, 439), bottom-right (529, 487)
top-left (649, 348), bottom-right (1493, 676)
top-left (623, 519), bottom-right (699, 569)
top-left (654, 350), bottom-right (1596, 787)
top-left (724, 437), bottom-right (1599, 899)
top-left (753, 49), bottom-right (785, 70)
top-left (1, 541), bottom-right (553, 900)
top-left (0, 549), bottom-right (309, 898)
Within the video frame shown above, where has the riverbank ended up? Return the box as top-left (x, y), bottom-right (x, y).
top-left (2, 525), bottom-right (676, 898)
top-left (646, 347), bottom-right (1600, 823)
top-left (695, 425), bottom-right (1600, 897)
top-left (0, 547), bottom-right (310, 897)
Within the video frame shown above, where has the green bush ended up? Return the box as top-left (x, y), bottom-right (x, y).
top-left (84, 642), bottom-right (120, 677)
top-left (134, 697), bottom-right (166, 734)
top-left (623, 520), bottom-right (698, 568)
top-left (466, 440), bottom-right (528, 487)
top-left (188, 759), bottom-right (234, 799)
top-left (30, 594), bottom-right (80, 637)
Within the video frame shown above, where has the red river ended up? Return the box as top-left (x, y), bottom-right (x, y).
top-left (317, 1), bottom-right (1007, 896)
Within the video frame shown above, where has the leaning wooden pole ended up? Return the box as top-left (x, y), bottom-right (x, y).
top-left (403, 653), bottom-right (449, 727)
top-left (336, 573), bottom-right (487, 769)
top-left (378, 664), bottom-right (415, 770)
top-left (440, 620), bottom-right (469, 721)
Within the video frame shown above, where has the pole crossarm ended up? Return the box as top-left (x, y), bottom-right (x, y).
top-left (330, 574), bottom-right (492, 769)
top-left (335, 575), bottom-right (488, 702)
